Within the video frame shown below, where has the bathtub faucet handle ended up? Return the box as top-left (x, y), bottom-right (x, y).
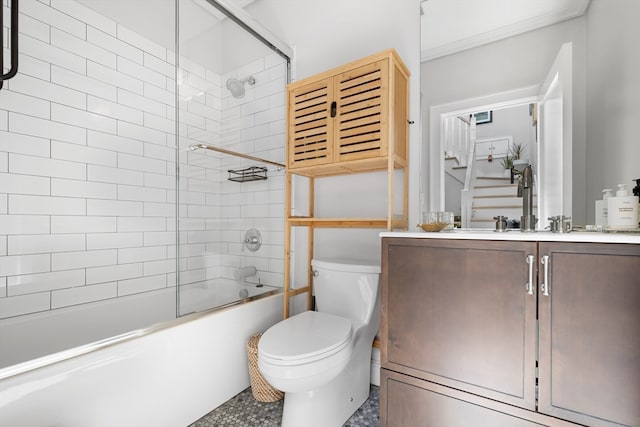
top-left (242, 228), bottom-right (262, 252)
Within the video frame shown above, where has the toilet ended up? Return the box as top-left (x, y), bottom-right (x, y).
top-left (258, 258), bottom-right (381, 427)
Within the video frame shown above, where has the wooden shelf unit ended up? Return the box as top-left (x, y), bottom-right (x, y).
top-left (283, 49), bottom-right (410, 318)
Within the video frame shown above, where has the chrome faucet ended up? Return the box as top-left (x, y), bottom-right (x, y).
top-left (518, 165), bottom-right (536, 232)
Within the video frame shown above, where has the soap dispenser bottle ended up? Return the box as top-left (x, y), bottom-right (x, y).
top-left (607, 184), bottom-right (639, 229)
top-left (595, 188), bottom-right (614, 227)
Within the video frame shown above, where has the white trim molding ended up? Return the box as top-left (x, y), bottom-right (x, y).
top-left (421, 4), bottom-right (588, 62)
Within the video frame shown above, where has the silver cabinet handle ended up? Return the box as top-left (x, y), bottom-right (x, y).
top-left (540, 255), bottom-right (550, 296)
top-left (526, 254), bottom-right (535, 295)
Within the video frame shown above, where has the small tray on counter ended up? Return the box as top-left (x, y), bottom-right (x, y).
top-left (417, 223), bottom-right (448, 232)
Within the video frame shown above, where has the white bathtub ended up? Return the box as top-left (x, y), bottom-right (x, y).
top-left (0, 285), bottom-right (283, 427)
top-left (0, 279), bottom-right (278, 370)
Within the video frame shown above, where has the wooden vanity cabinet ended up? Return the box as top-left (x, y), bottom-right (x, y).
top-left (381, 237), bottom-right (640, 427)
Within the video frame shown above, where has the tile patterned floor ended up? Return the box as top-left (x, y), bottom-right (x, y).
top-left (189, 385), bottom-right (379, 427)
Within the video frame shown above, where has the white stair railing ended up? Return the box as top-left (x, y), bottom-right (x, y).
top-left (443, 115), bottom-right (471, 166)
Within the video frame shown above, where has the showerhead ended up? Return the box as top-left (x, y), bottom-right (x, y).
top-left (226, 75), bottom-right (255, 99)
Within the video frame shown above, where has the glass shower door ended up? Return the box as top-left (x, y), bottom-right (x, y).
top-left (0, 0), bottom-right (177, 368)
top-left (176, 0), bottom-right (289, 315)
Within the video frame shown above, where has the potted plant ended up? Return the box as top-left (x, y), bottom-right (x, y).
top-left (500, 155), bottom-right (513, 177)
top-left (509, 143), bottom-right (526, 161)
top-left (510, 143), bottom-right (529, 172)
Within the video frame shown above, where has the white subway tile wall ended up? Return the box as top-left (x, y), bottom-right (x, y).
top-left (0, 0), bottom-right (286, 319)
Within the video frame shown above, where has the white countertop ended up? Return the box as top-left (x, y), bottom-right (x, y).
top-left (380, 229), bottom-right (640, 244)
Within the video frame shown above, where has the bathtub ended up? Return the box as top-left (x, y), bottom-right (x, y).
top-left (0, 282), bottom-right (283, 427)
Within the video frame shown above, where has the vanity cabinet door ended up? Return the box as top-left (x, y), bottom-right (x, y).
top-left (381, 369), bottom-right (551, 427)
top-left (538, 242), bottom-right (640, 427)
top-left (381, 238), bottom-right (538, 410)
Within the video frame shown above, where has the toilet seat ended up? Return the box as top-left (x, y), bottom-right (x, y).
top-left (259, 311), bottom-right (352, 366)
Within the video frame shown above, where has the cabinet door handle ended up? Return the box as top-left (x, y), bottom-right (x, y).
top-left (526, 254), bottom-right (535, 295)
top-left (330, 101), bottom-right (337, 117)
top-left (540, 255), bottom-right (550, 296)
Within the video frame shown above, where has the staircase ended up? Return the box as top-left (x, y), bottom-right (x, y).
top-left (442, 115), bottom-right (539, 228)
top-left (470, 176), bottom-right (537, 228)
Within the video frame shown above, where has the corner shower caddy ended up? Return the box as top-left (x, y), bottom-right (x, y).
top-left (284, 49), bottom-right (410, 322)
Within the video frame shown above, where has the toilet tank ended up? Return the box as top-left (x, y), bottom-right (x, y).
top-left (311, 258), bottom-right (381, 325)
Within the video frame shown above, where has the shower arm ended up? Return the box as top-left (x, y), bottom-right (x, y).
top-left (190, 144), bottom-right (285, 169)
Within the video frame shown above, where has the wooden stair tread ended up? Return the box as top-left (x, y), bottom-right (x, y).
top-left (473, 194), bottom-right (519, 199)
top-left (472, 205), bottom-right (536, 210)
top-left (474, 184), bottom-right (517, 189)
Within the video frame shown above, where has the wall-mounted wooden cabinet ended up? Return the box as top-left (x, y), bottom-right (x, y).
top-left (283, 49), bottom-right (410, 318)
top-left (380, 237), bottom-right (640, 427)
top-left (287, 49), bottom-right (408, 176)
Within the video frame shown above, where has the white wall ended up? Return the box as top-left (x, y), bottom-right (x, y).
top-left (178, 43), bottom-right (287, 292)
top-left (585, 0), bottom-right (640, 223)
top-left (476, 105), bottom-right (534, 159)
top-left (422, 16), bottom-right (587, 224)
top-left (247, 0), bottom-right (422, 282)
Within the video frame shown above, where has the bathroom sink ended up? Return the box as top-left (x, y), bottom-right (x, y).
top-left (452, 228), bottom-right (556, 234)
top-left (452, 228), bottom-right (497, 233)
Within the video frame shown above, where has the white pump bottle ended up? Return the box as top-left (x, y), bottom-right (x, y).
top-left (607, 184), bottom-right (639, 229)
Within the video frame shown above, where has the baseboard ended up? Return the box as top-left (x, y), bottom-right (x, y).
top-left (370, 347), bottom-right (381, 386)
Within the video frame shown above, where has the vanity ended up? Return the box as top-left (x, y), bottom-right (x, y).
top-left (379, 230), bottom-right (640, 427)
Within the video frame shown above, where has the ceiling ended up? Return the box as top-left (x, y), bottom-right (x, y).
top-left (77, 0), bottom-right (591, 64)
top-left (420, 0), bottom-right (591, 62)
top-left (75, 0), bottom-right (221, 50)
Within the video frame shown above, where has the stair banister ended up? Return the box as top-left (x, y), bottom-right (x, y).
top-left (460, 116), bottom-right (477, 228)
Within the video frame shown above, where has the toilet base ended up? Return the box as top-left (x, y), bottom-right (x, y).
top-left (280, 342), bottom-right (372, 427)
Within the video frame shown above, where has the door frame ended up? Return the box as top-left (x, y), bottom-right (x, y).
top-left (428, 85), bottom-right (539, 212)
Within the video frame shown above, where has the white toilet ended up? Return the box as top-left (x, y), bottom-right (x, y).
top-left (258, 258), bottom-right (381, 427)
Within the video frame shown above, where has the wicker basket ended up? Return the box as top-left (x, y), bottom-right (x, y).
top-left (247, 333), bottom-right (284, 402)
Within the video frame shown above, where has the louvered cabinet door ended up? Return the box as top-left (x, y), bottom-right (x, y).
top-left (287, 78), bottom-right (334, 169)
top-left (334, 59), bottom-right (388, 163)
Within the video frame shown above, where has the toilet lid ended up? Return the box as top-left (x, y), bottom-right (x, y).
top-left (259, 311), bottom-right (352, 364)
